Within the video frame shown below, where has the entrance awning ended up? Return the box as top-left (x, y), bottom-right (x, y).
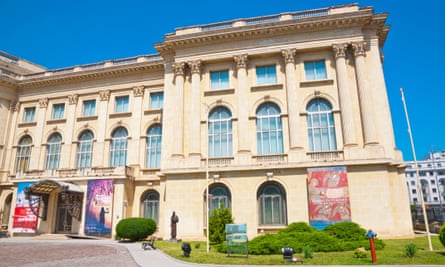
top-left (27, 179), bottom-right (83, 195)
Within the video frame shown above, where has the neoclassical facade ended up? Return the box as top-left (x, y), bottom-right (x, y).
top-left (0, 4), bottom-right (414, 239)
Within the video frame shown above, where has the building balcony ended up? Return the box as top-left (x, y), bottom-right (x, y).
top-left (12, 166), bottom-right (134, 179)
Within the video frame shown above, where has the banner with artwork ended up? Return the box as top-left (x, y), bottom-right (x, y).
top-left (307, 166), bottom-right (351, 230)
top-left (84, 179), bottom-right (113, 235)
top-left (13, 182), bottom-right (38, 233)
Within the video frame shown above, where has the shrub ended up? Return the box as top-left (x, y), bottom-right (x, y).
top-left (323, 222), bottom-right (366, 241)
top-left (439, 223), bottom-right (445, 248)
top-left (302, 246), bottom-right (314, 258)
top-left (279, 222), bottom-right (318, 234)
top-left (115, 217), bottom-right (156, 241)
top-left (353, 247), bottom-right (368, 258)
top-left (209, 206), bottom-right (234, 244)
top-left (405, 243), bottom-right (417, 258)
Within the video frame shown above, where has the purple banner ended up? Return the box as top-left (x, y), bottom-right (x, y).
top-left (84, 179), bottom-right (113, 235)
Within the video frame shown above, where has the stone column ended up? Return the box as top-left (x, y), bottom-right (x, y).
top-left (5, 101), bottom-right (19, 172)
top-left (282, 49), bottom-right (302, 149)
top-left (234, 54), bottom-right (250, 153)
top-left (172, 62), bottom-right (185, 157)
top-left (33, 98), bottom-right (48, 169)
top-left (129, 86), bottom-right (144, 165)
top-left (332, 44), bottom-right (357, 147)
top-left (63, 94), bottom-right (78, 168)
top-left (352, 42), bottom-right (378, 145)
top-left (189, 60), bottom-right (202, 156)
top-left (94, 90), bottom-right (110, 167)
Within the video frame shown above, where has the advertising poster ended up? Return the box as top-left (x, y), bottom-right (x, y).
top-left (307, 166), bottom-right (351, 229)
top-left (13, 182), bottom-right (38, 233)
top-left (84, 179), bottom-right (113, 235)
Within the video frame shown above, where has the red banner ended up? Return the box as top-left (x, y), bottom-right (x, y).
top-left (13, 182), bottom-right (38, 233)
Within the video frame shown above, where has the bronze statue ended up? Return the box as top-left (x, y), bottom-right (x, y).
top-left (170, 211), bottom-right (179, 240)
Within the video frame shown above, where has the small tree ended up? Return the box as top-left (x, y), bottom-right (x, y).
top-left (209, 206), bottom-right (234, 244)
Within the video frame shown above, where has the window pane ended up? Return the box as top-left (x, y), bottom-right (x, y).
top-left (146, 125), bottom-right (162, 168)
top-left (115, 96), bottom-right (129, 113)
top-left (77, 131), bottom-right (93, 168)
top-left (24, 107), bottom-right (36, 122)
top-left (15, 136), bottom-right (32, 173)
top-left (150, 92), bottom-right (164, 109)
top-left (52, 104), bottom-right (65, 119)
top-left (110, 127), bottom-right (128, 167)
top-left (256, 65), bottom-right (277, 85)
top-left (304, 60), bottom-right (326, 81)
top-left (83, 100), bottom-right (96, 116)
top-left (306, 98), bottom-right (336, 151)
top-left (208, 107), bottom-right (232, 157)
top-left (46, 134), bottom-right (62, 169)
top-left (256, 103), bottom-right (283, 155)
top-left (210, 70), bottom-right (229, 89)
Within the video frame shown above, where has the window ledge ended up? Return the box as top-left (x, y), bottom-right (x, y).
top-left (250, 83), bottom-right (283, 92)
top-left (300, 79), bottom-right (334, 87)
top-left (47, 118), bottom-right (66, 124)
top-left (204, 88), bottom-right (235, 96)
top-left (144, 109), bottom-right (162, 115)
top-left (18, 122), bottom-right (37, 127)
top-left (77, 115), bottom-right (98, 121)
top-left (109, 112), bottom-right (132, 118)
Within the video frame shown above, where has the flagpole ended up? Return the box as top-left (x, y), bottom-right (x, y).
top-left (400, 87), bottom-right (433, 251)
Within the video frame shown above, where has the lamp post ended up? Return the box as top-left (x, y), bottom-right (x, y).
top-left (204, 103), bottom-right (210, 253)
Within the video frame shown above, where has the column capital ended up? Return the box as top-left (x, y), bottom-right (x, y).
top-left (133, 86), bottom-right (145, 97)
top-left (234, 54), bottom-right (248, 69)
top-left (332, 43), bottom-right (349, 58)
top-left (39, 98), bottom-right (49, 108)
top-left (172, 62), bottom-right (186, 76)
top-left (189, 60), bottom-right (202, 74)
top-left (68, 94), bottom-right (79, 105)
top-left (99, 90), bottom-right (111, 101)
top-left (8, 101), bottom-right (19, 112)
top-left (281, 49), bottom-right (296, 64)
top-left (351, 42), bottom-right (366, 57)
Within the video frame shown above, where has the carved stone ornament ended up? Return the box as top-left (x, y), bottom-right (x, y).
top-left (39, 98), bottom-right (49, 108)
top-left (68, 94), bottom-right (79, 105)
top-left (172, 62), bottom-right (185, 76)
top-left (133, 86), bottom-right (145, 97)
top-left (189, 60), bottom-right (202, 74)
top-left (351, 42), bottom-right (366, 57)
top-left (282, 49), bottom-right (296, 64)
top-left (99, 90), bottom-right (111, 101)
top-left (9, 101), bottom-right (19, 112)
top-left (234, 54), bottom-right (248, 69)
top-left (332, 43), bottom-right (348, 58)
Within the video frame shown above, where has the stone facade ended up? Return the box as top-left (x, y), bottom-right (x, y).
top-left (0, 4), bottom-right (414, 240)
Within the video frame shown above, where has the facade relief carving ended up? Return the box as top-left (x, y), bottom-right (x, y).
top-left (282, 49), bottom-right (296, 64)
top-left (189, 60), bottom-right (202, 74)
top-left (332, 43), bottom-right (348, 58)
top-left (234, 54), bottom-right (248, 69)
top-left (99, 90), bottom-right (111, 101)
top-left (133, 86), bottom-right (145, 97)
top-left (68, 94), bottom-right (79, 105)
top-left (39, 98), bottom-right (49, 108)
top-left (351, 42), bottom-right (366, 57)
top-left (172, 62), bottom-right (185, 76)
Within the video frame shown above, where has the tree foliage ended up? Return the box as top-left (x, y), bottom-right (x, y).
top-left (209, 206), bottom-right (234, 244)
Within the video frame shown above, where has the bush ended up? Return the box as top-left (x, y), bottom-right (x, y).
top-left (302, 246), bottom-right (314, 258)
top-left (279, 222), bottom-right (318, 234)
top-left (439, 223), bottom-right (445, 247)
top-left (405, 243), bottom-right (417, 258)
top-left (115, 217), bottom-right (156, 241)
top-left (209, 206), bottom-right (234, 244)
top-left (353, 247), bottom-right (368, 258)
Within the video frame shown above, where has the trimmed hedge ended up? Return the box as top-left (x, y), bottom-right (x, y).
top-left (115, 217), bottom-right (156, 241)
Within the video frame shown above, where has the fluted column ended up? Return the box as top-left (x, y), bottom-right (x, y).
top-left (234, 54), bottom-right (250, 152)
top-left (172, 62), bottom-right (185, 157)
top-left (282, 49), bottom-right (302, 149)
top-left (189, 60), bottom-right (202, 156)
top-left (352, 42), bottom-right (378, 145)
top-left (333, 43), bottom-right (357, 147)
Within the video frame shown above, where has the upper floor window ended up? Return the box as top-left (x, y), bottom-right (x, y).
top-left (256, 102), bottom-right (284, 155)
top-left (82, 100), bottom-right (96, 116)
top-left (306, 98), bottom-right (337, 151)
top-left (115, 96), bottom-right (129, 113)
top-left (150, 92), bottom-right (164, 109)
top-left (304, 60), bottom-right (327, 81)
top-left (146, 125), bottom-right (162, 168)
top-left (208, 107), bottom-right (232, 157)
top-left (23, 107), bottom-right (36, 122)
top-left (52, 103), bottom-right (65, 119)
top-left (110, 127), bottom-right (128, 167)
top-left (45, 133), bottom-right (62, 170)
top-left (256, 65), bottom-right (277, 85)
top-left (210, 70), bottom-right (229, 89)
top-left (15, 135), bottom-right (32, 173)
top-left (77, 130), bottom-right (94, 169)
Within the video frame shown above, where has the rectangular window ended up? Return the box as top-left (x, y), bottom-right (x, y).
top-left (23, 107), bottom-right (36, 122)
top-left (150, 92), bottom-right (164, 109)
top-left (82, 100), bottom-right (96, 116)
top-left (52, 103), bottom-right (65, 119)
top-left (210, 70), bottom-right (229, 89)
top-left (115, 96), bottom-right (129, 113)
top-left (304, 60), bottom-right (327, 81)
top-left (256, 65), bottom-right (277, 85)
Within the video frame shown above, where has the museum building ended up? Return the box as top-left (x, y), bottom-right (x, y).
top-left (0, 4), bottom-right (414, 240)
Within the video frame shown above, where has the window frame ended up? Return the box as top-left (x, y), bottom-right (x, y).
top-left (110, 127), bottom-right (128, 167)
top-left (306, 98), bottom-right (337, 151)
top-left (82, 100), bottom-right (96, 117)
top-left (145, 125), bottom-right (162, 168)
top-left (208, 107), bottom-right (233, 158)
top-left (258, 183), bottom-right (287, 225)
top-left (210, 70), bottom-right (230, 89)
top-left (256, 65), bottom-right (277, 85)
top-left (149, 92), bottom-right (164, 110)
top-left (256, 102), bottom-right (284, 155)
top-left (304, 60), bottom-right (327, 81)
top-left (23, 107), bottom-right (36, 122)
top-left (45, 133), bottom-right (62, 170)
top-left (76, 130), bottom-right (94, 169)
top-left (52, 103), bottom-right (65, 120)
top-left (115, 95), bottom-right (129, 113)
top-left (15, 136), bottom-right (32, 173)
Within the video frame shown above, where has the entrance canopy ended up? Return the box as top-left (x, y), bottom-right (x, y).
top-left (27, 179), bottom-right (83, 195)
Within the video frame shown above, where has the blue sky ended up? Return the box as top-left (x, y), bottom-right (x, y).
top-left (2, 0), bottom-right (443, 161)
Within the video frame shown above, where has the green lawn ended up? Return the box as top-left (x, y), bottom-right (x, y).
top-left (154, 236), bottom-right (445, 265)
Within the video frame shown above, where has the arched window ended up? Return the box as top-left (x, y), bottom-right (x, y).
top-left (146, 125), bottom-right (162, 168)
top-left (15, 135), bottom-right (32, 173)
top-left (142, 191), bottom-right (159, 224)
top-left (209, 184), bottom-right (231, 215)
top-left (258, 183), bottom-right (287, 225)
top-left (256, 102), bottom-right (283, 155)
top-left (45, 133), bottom-right (62, 170)
top-left (306, 98), bottom-right (337, 151)
top-left (77, 130), bottom-right (94, 169)
top-left (208, 107), bottom-right (232, 157)
top-left (110, 127), bottom-right (128, 167)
